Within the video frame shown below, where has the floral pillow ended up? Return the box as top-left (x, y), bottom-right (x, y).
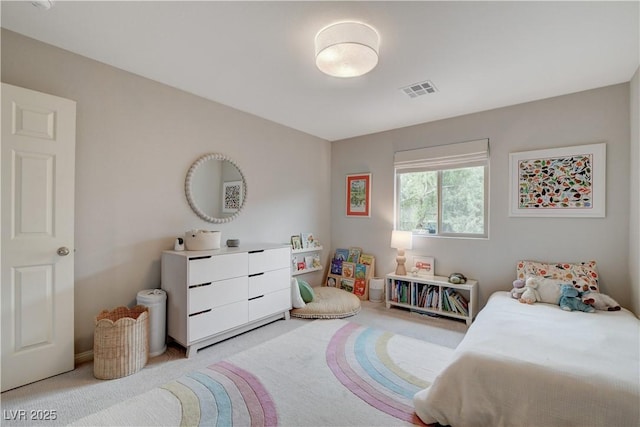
top-left (516, 260), bottom-right (599, 293)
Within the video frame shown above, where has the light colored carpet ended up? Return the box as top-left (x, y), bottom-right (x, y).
top-left (71, 319), bottom-right (454, 426)
top-left (0, 301), bottom-right (467, 426)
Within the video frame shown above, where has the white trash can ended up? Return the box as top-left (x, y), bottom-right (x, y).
top-left (369, 278), bottom-right (384, 302)
top-left (136, 289), bottom-right (167, 357)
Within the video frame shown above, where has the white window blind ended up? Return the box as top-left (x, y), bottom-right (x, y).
top-left (394, 139), bottom-right (489, 172)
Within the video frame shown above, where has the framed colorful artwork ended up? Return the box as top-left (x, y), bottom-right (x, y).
top-left (509, 143), bottom-right (606, 217)
top-left (413, 256), bottom-right (435, 278)
top-left (222, 181), bottom-right (243, 213)
top-left (346, 173), bottom-right (371, 217)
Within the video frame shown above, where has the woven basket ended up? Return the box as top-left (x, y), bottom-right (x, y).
top-left (93, 305), bottom-right (149, 380)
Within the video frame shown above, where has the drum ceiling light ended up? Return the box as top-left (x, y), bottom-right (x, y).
top-left (315, 21), bottom-right (380, 78)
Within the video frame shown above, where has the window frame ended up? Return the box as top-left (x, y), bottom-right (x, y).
top-left (394, 140), bottom-right (489, 239)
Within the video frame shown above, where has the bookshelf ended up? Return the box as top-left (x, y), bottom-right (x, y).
top-left (291, 246), bottom-right (323, 276)
top-left (385, 273), bottom-right (478, 325)
top-left (325, 248), bottom-right (375, 301)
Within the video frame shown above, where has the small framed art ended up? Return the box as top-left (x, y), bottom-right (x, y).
top-left (291, 235), bottom-right (302, 250)
top-left (346, 173), bottom-right (371, 217)
top-left (300, 232), bottom-right (317, 248)
top-left (413, 256), bottom-right (435, 278)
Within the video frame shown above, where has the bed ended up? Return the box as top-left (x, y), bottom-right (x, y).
top-left (413, 291), bottom-right (640, 427)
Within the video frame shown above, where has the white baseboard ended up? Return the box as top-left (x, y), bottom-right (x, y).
top-left (75, 350), bottom-right (93, 365)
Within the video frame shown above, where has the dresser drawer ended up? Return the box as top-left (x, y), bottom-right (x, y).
top-left (188, 252), bottom-right (248, 285)
top-left (248, 247), bottom-right (290, 275)
top-left (188, 300), bottom-right (248, 342)
top-left (188, 276), bottom-right (248, 315)
top-left (248, 268), bottom-right (290, 299)
top-left (248, 288), bottom-right (291, 322)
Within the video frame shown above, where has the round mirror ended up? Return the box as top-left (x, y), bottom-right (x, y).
top-left (185, 153), bottom-right (247, 223)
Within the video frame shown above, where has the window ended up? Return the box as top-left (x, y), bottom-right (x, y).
top-left (394, 139), bottom-right (489, 238)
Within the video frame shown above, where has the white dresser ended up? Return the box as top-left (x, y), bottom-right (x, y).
top-left (161, 244), bottom-right (291, 357)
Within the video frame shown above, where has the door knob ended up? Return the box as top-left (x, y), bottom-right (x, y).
top-left (57, 247), bottom-right (70, 256)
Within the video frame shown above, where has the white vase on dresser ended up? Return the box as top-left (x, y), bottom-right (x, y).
top-left (161, 244), bottom-right (291, 357)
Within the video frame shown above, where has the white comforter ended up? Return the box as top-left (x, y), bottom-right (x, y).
top-left (414, 291), bottom-right (640, 427)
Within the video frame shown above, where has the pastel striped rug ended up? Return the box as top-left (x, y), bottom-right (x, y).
top-left (73, 319), bottom-right (453, 427)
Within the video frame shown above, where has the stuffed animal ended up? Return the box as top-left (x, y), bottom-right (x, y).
top-left (519, 278), bottom-right (541, 304)
top-left (559, 284), bottom-right (595, 313)
top-left (581, 291), bottom-right (621, 311)
top-left (518, 276), bottom-right (565, 305)
top-left (510, 279), bottom-right (526, 299)
top-left (448, 273), bottom-right (467, 284)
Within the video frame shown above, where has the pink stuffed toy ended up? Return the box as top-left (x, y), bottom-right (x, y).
top-left (510, 279), bottom-right (526, 299)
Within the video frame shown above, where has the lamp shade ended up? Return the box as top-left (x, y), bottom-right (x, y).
top-left (391, 230), bottom-right (413, 250)
top-left (315, 21), bottom-right (380, 78)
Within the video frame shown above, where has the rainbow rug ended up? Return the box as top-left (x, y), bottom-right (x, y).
top-left (73, 319), bottom-right (453, 426)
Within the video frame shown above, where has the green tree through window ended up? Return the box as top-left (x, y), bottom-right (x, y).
top-left (397, 166), bottom-right (487, 237)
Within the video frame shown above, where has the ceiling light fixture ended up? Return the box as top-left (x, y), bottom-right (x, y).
top-left (31, 0), bottom-right (54, 10)
top-left (315, 21), bottom-right (380, 78)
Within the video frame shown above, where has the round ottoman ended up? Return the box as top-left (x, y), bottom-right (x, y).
top-left (291, 287), bottom-right (361, 319)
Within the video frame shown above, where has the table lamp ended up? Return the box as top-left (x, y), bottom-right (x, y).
top-left (391, 230), bottom-right (413, 275)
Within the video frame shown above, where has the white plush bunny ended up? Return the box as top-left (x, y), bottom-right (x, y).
top-left (581, 292), bottom-right (621, 311)
top-left (519, 278), bottom-right (541, 304)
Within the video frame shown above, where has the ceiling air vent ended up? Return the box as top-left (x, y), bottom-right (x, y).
top-left (401, 80), bottom-right (438, 98)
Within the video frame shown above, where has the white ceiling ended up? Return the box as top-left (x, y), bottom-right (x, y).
top-left (2, 1), bottom-right (639, 141)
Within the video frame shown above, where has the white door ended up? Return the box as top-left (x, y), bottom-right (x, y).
top-left (1, 83), bottom-right (76, 392)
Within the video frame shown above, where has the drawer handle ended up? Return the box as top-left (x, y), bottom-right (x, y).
top-left (249, 295), bottom-right (264, 301)
top-left (189, 282), bottom-right (212, 289)
top-left (188, 308), bottom-right (212, 317)
top-left (189, 255), bottom-right (212, 260)
top-left (249, 272), bottom-right (264, 277)
top-left (248, 250), bottom-right (265, 254)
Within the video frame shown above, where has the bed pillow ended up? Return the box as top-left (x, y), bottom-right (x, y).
top-left (291, 278), bottom-right (306, 309)
top-left (517, 260), bottom-right (599, 293)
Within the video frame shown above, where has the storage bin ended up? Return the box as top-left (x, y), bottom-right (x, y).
top-left (93, 305), bottom-right (149, 380)
top-left (136, 289), bottom-right (167, 357)
top-left (184, 229), bottom-right (221, 250)
top-left (369, 277), bottom-right (384, 302)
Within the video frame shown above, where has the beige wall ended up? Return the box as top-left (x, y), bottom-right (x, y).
top-left (630, 67), bottom-right (640, 316)
top-left (1, 30), bottom-right (333, 354)
top-left (2, 29), bottom-right (637, 359)
top-left (332, 84), bottom-right (634, 312)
